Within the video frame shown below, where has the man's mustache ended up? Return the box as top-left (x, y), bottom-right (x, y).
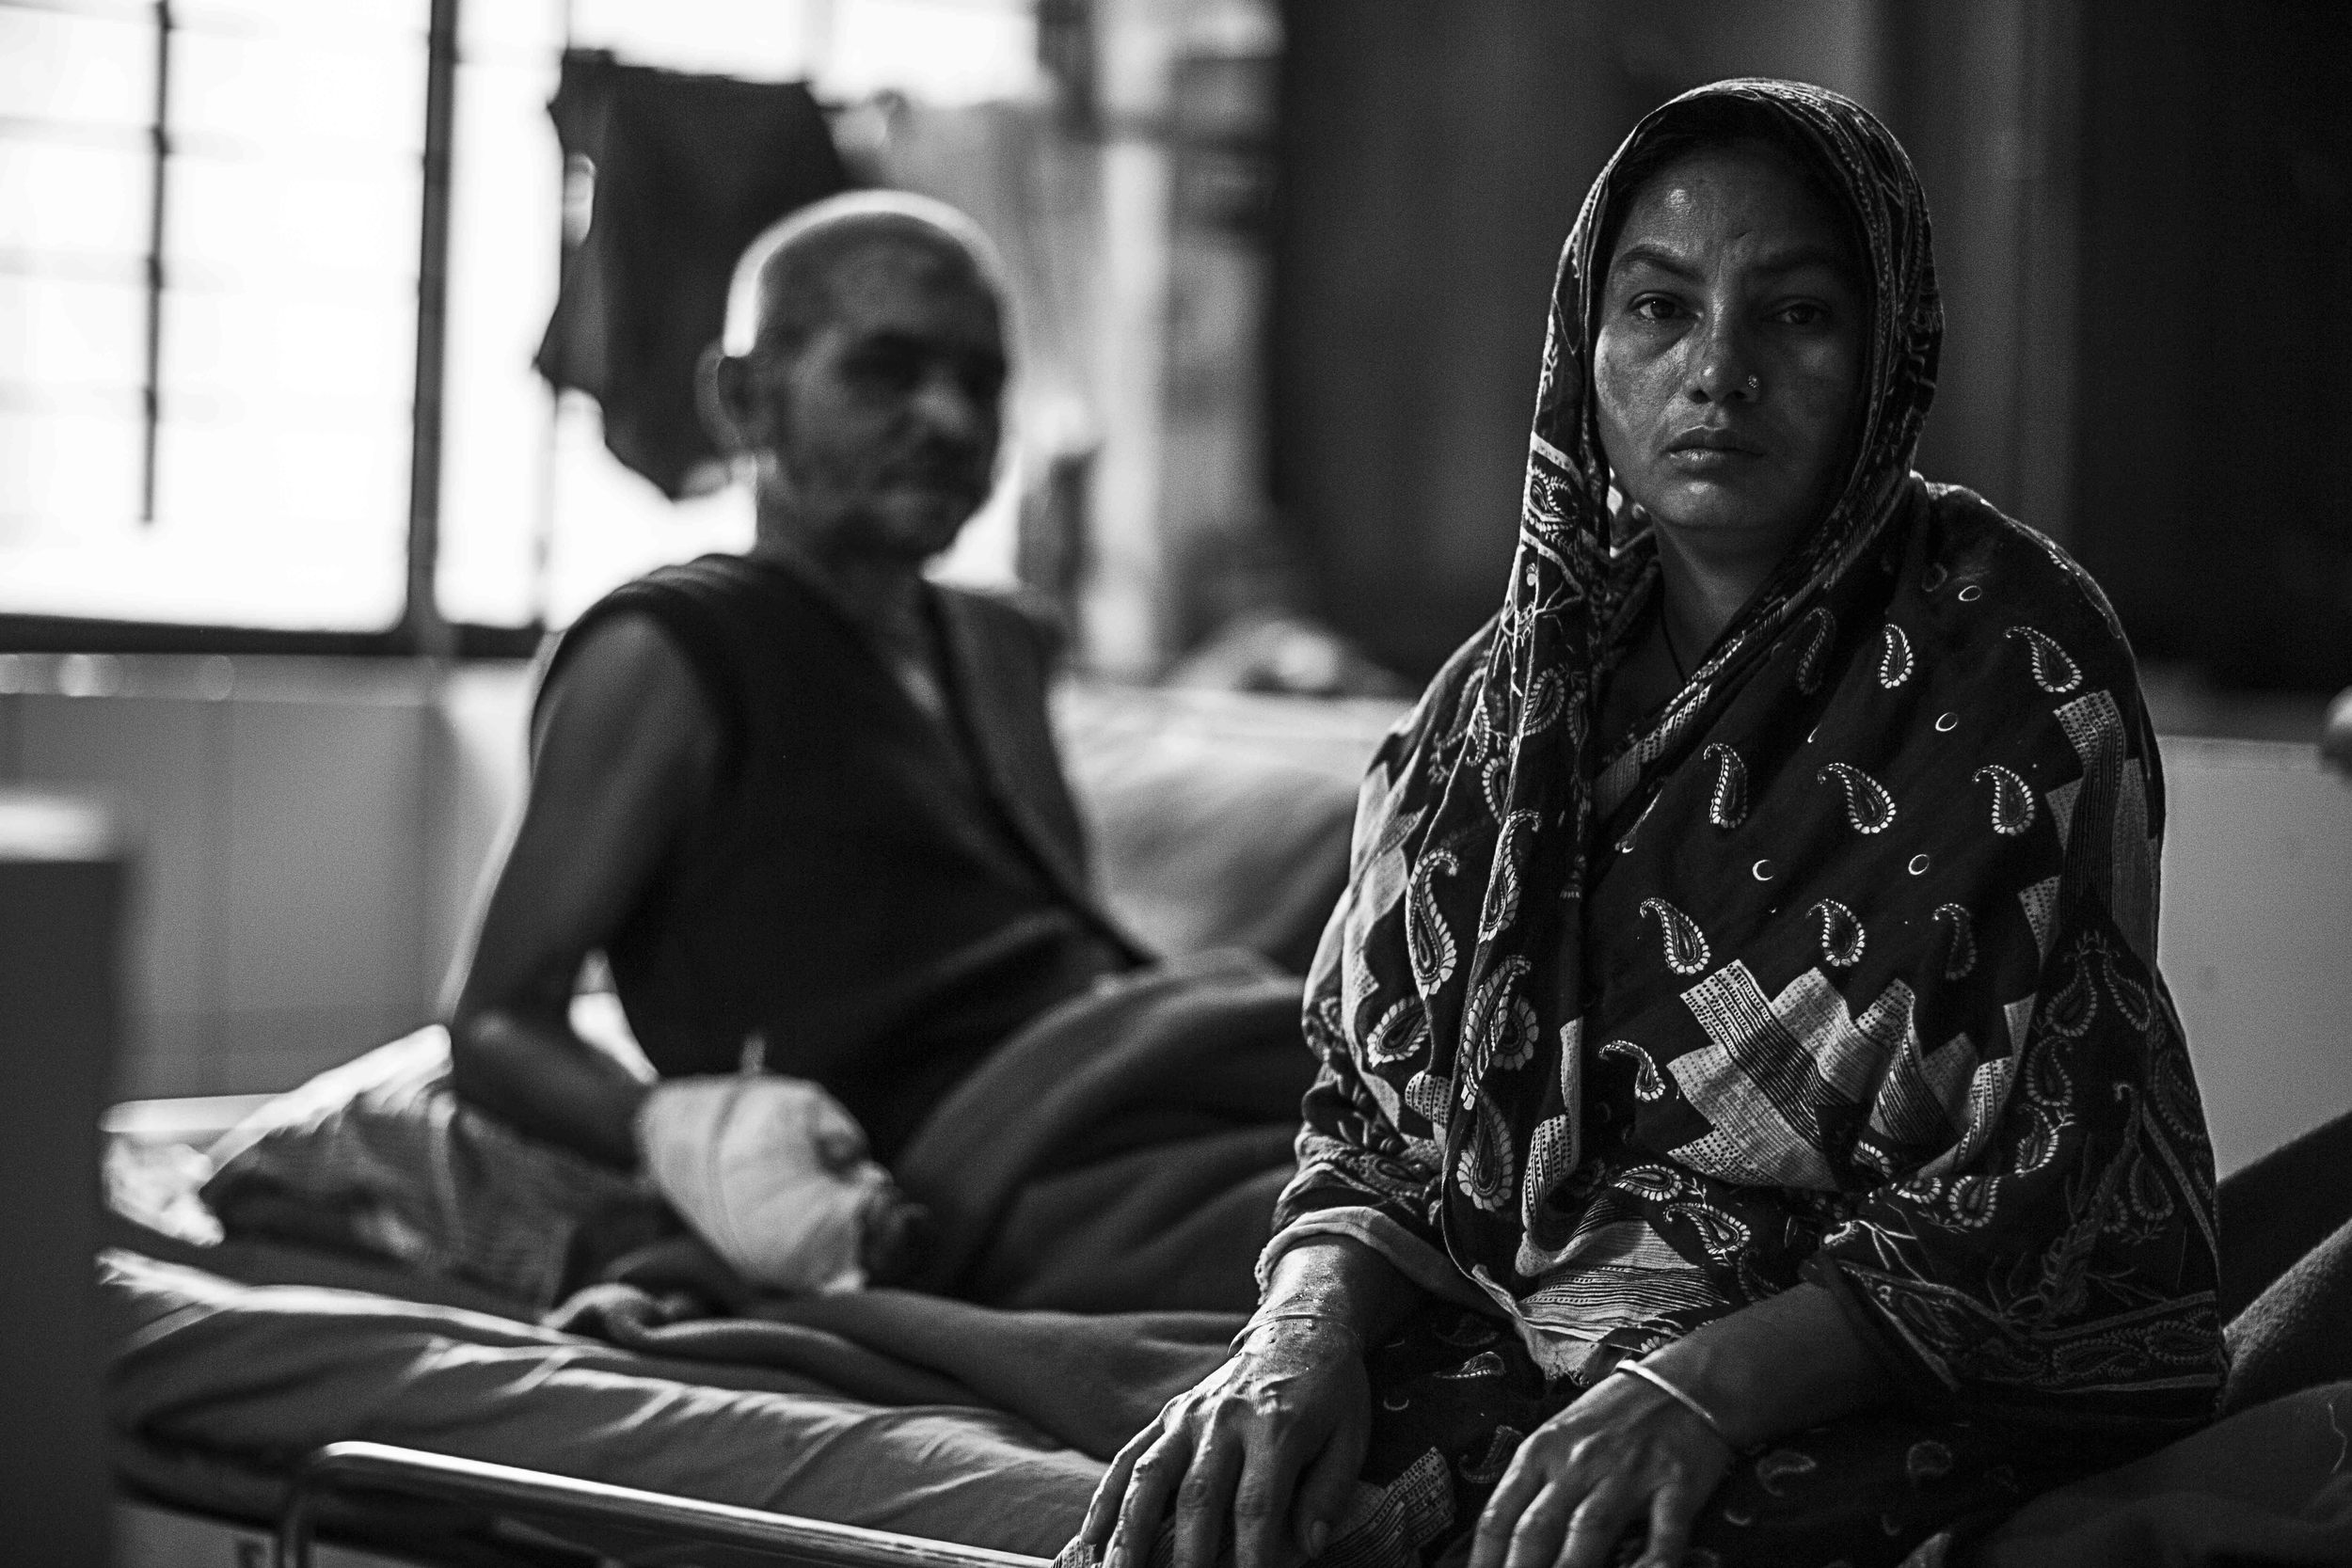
top-left (876, 444), bottom-right (992, 490)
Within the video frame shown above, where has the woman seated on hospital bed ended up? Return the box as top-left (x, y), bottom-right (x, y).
top-left (1081, 79), bottom-right (2223, 1568)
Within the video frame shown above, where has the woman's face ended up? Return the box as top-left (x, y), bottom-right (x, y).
top-left (1594, 139), bottom-right (1867, 560)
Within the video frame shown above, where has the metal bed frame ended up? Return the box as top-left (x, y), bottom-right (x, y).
top-left (277, 1442), bottom-right (1056, 1568)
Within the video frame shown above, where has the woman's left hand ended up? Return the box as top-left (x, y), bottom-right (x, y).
top-left (1465, 1370), bottom-right (1734, 1568)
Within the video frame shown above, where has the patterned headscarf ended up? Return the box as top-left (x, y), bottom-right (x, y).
top-left (1536, 79), bottom-right (1941, 941)
top-left (1337, 76), bottom-right (1944, 1242)
top-left (1284, 78), bottom-right (2220, 1419)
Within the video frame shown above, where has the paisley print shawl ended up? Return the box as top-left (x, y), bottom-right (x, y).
top-left (1272, 79), bottom-right (2223, 1434)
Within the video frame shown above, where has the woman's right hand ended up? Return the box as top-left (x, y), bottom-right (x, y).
top-left (1080, 1317), bottom-right (1370, 1568)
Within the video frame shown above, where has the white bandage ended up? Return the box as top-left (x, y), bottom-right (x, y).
top-left (635, 1074), bottom-right (897, 1295)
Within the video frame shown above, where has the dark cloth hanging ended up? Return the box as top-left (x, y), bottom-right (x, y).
top-left (533, 51), bottom-right (848, 499)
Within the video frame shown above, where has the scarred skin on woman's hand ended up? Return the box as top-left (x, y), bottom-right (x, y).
top-left (1079, 1245), bottom-right (1879, 1568)
top-left (1083, 1317), bottom-right (1369, 1568)
top-left (1469, 1280), bottom-right (1887, 1568)
top-left (1080, 1236), bottom-right (1425, 1568)
top-left (1466, 1371), bottom-right (1734, 1568)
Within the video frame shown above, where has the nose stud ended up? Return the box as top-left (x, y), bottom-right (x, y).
top-left (1743, 374), bottom-right (1761, 392)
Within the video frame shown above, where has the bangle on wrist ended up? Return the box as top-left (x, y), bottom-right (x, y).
top-left (1230, 1310), bottom-right (1365, 1360)
top-left (1614, 1359), bottom-right (1735, 1449)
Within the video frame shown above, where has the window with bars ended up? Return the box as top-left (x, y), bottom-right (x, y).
top-left (2, 0), bottom-right (1047, 649)
top-left (0, 0), bottom-right (433, 637)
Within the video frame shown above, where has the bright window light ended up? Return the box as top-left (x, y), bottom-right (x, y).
top-left (3, 0), bottom-right (1041, 633)
top-left (0, 0), bottom-right (426, 631)
top-left (437, 0), bottom-right (1038, 632)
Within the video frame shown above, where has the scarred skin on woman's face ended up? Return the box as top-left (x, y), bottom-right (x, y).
top-left (1594, 138), bottom-right (1867, 576)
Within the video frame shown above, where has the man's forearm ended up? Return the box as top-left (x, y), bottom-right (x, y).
top-left (449, 1007), bottom-right (650, 1169)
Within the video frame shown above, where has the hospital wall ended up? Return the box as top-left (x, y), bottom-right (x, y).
top-left (2, 652), bottom-right (2346, 1178)
top-left (0, 657), bottom-right (525, 1101)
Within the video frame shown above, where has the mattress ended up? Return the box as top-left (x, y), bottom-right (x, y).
top-left (104, 1247), bottom-right (1102, 1563)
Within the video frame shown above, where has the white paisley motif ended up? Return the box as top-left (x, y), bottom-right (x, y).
top-left (1975, 764), bottom-right (2036, 836)
top-left (1455, 1088), bottom-right (1517, 1212)
top-left (1703, 742), bottom-right (1748, 829)
top-left (1406, 849), bottom-right (1461, 990)
top-left (1364, 997), bottom-right (1431, 1064)
top-left (1880, 622), bottom-right (1915, 688)
top-left (1464, 957), bottom-right (1540, 1076)
top-left (1599, 1037), bottom-right (1667, 1101)
top-left (1794, 605), bottom-right (1837, 694)
top-left (2043, 948), bottom-right (2099, 1038)
top-left (1931, 903), bottom-right (1978, 980)
top-left (2100, 943), bottom-right (2153, 1031)
top-left (1640, 897), bottom-right (1711, 974)
top-left (1812, 899), bottom-right (1867, 968)
top-left (1521, 668), bottom-right (1565, 736)
top-left (1819, 761), bottom-right (1898, 833)
top-left (1479, 811), bottom-right (1539, 941)
top-left (1665, 1200), bottom-right (1751, 1263)
top-left (1612, 1164), bottom-right (1692, 1203)
top-left (2005, 625), bottom-right (2084, 693)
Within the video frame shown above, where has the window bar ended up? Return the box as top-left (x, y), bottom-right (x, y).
top-left (404, 0), bottom-right (461, 651)
top-left (138, 0), bottom-right (172, 524)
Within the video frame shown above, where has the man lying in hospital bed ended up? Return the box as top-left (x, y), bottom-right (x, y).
top-left (189, 191), bottom-right (1322, 1311)
top-left (447, 189), bottom-right (1152, 1298)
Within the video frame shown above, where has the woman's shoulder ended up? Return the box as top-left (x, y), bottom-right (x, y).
top-left (1912, 482), bottom-right (2138, 686)
top-left (1376, 610), bottom-right (1506, 768)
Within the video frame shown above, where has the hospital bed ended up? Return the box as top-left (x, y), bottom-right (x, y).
top-left (98, 684), bottom-right (1400, 1567)
top-left (278, 1443), bottom-right (1053, 1568)
top-left (86, 692), bottom-right (2352, 1566)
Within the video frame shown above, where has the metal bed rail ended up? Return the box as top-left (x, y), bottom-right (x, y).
top-left (278, 1441), bottom-right (1057, 1568)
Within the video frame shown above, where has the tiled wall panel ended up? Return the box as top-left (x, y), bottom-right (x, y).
top-left (220, 693), bottom-right (428, 1015)
top-left (0, 657), bottom-right (472, 1097)
top-left (2, 659), bottom-right (2348, 1168)
top-left (14, 690), bottom-right (223, 1097)
top-left (420, 664), bottom-right (532, 1011)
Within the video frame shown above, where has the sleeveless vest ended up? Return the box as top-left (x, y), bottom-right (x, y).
top-left (542, 553), bottom-right (1138, 1161)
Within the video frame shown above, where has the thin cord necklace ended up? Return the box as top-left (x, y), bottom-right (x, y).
top-left (1660, 608), bottom-right (1690, 686)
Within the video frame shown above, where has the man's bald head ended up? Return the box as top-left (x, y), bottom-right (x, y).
top-left (723, 191), bottom-right (1008, 362)
top-left (708, 192), bottom-right (1010, 568)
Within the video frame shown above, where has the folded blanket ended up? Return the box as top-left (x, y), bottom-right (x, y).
top-left (103, 1249), bottom-right (1099, 1558)
top-left (2226, 1212), bottom-right (2352, 1417)
top-left (199, 1028), bottom-right (671, 1310)
top-left (896, 949), bottom-right (1313, 1310)
top-left (1970, 1379), bottom-right (2352, 1566)
top-left (2219, 1107), bottom-right (2352, 1318)
top-left (2216, 1107), bottom-right (2352, 1414)
top-left (194, 947), bottom-right (1314, 1323)
top-left (546, 951), bottom-right (1316, 1456)
top-left (550, 1286), bottom-right (1232, 1461)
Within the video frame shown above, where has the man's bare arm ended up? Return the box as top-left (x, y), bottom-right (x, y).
top-left (449, 614), bottom-right (719, 1167)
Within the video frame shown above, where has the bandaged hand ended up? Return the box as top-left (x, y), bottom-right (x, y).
top-left (634, 1073), bottom-right (909, 1295)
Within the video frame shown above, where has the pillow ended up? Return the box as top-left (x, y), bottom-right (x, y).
top-left (1057, 683), bottom-right (1404, 972)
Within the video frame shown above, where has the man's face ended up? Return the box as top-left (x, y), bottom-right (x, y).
top-left (735, 238), bottom-right (1007, 564)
